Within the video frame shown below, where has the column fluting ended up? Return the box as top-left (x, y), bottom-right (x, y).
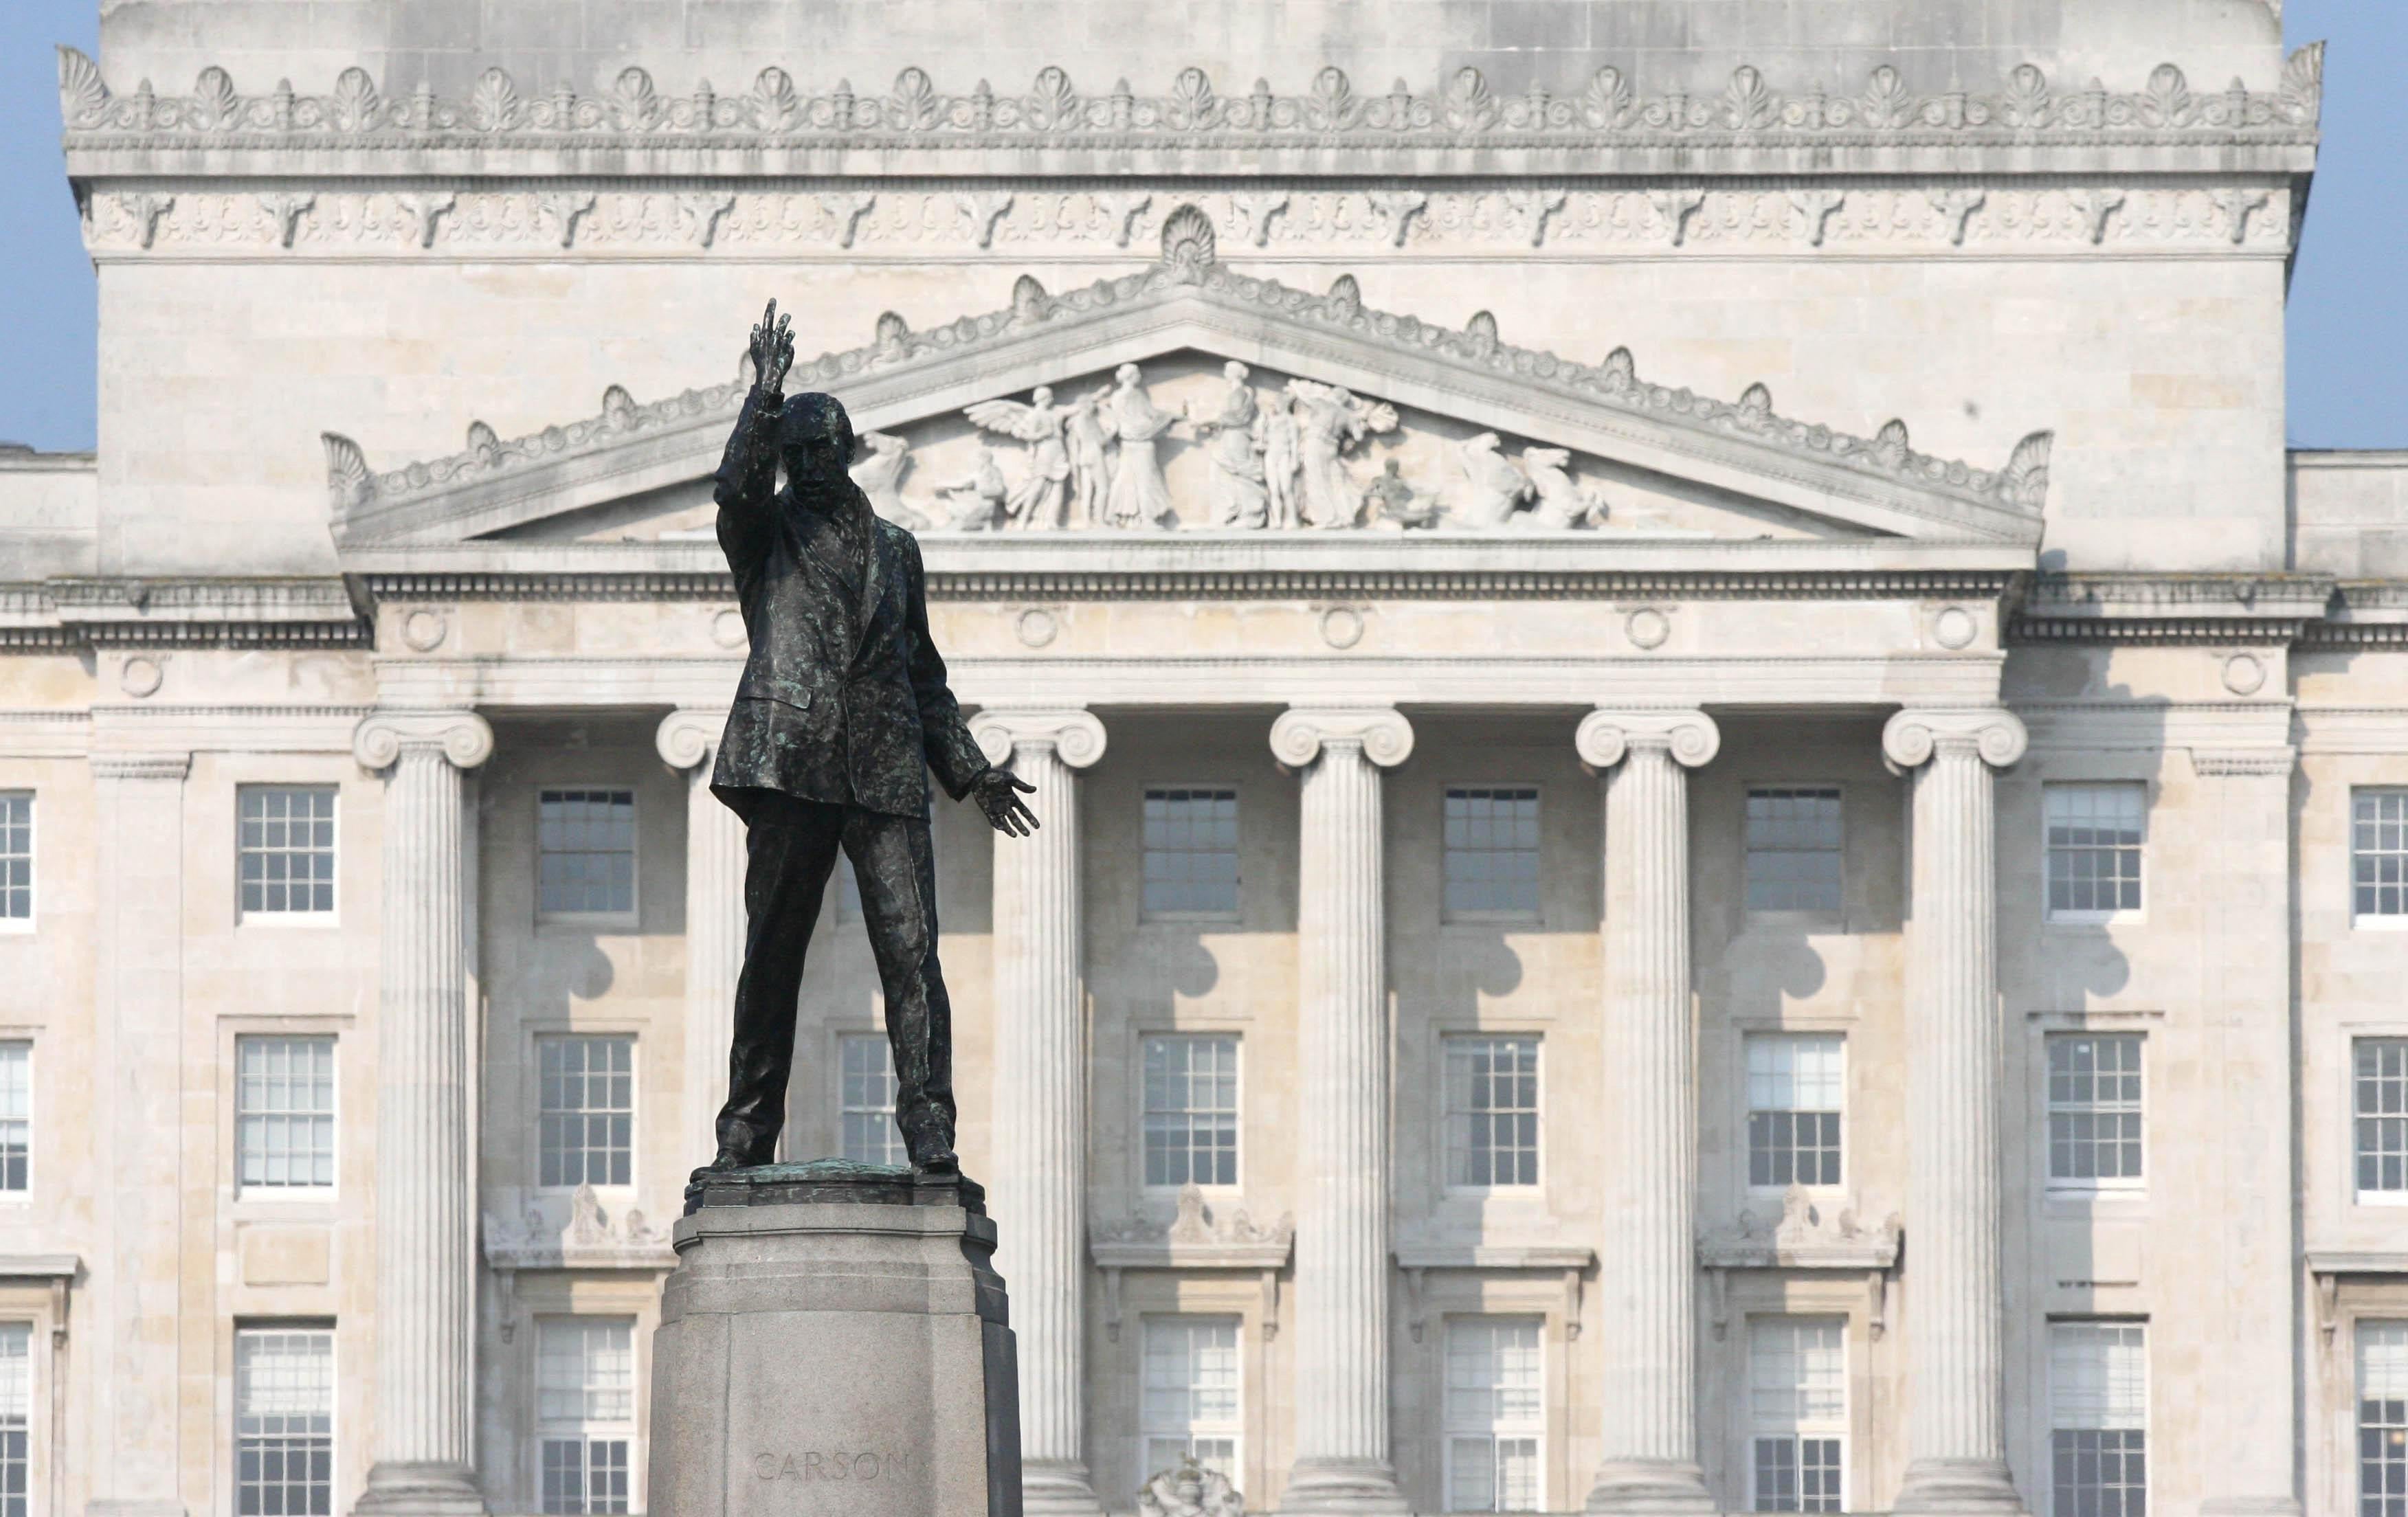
top-left (1883, 708), bottom-right (2028, 1516)
top-left (657, 710), bottom-right (744, 1171)
top-left (353, 711), bottom-right (493, 1517)
top-left (973, 708), bottom-right (1108, 1514)
top-left (1575, 710), bottom-right (1719, 1514)
top-left (1271, 706), bottom-right (1413, 1514)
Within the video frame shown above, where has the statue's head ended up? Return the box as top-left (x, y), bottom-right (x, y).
top-left (1223, 360), bottom-right (1249, 383)
top-left (777, 392), bottom-right (856, 489)
top-left (1033, 385), bottom-right (1055, 407)
top-left (1115, 363), bottom-right (1142, 387)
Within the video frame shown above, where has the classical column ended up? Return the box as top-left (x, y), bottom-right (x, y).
top-left (1574, 710), bottom-right (1719, 1515)
top-left (353, 711), bottom-right (494, 1517)
top-left (1269, 706), bottom-right (1414, 1514)
top-left (87, 750), bottom-right (191, 1517)
top-left (657, 710), bottom-right (745, 1170)
top-left (970, 707), bottom-right (1109, 1515)
top-left (1882, 708), bottom-right (2027, 1516)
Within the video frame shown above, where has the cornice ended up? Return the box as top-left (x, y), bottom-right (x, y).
top-left (59, 49), bottom-right (2321, 179)
top-left (0, 576), bottom-right (370, 651)
top-left (2009, 570), bottom-right (2337, 645)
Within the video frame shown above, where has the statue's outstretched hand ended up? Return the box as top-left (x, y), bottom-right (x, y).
top-left (748, 298), bottom-right (796, 395)
top-left (973, 769), bottom-right (1040, 837)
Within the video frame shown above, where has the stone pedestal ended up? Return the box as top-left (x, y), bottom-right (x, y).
top-left (649, 1162), bottom-right (1025, 1517)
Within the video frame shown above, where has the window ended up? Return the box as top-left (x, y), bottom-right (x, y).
top-left (538, 790), bottom-right (637, 918)
top-left (234, 1325), bottom-right (333, 1517)
top-left (538, 1037), bottom-right (634, 1189)
top-left (1143, 1035), bottom-right (1238, 1187)
top-left (238, 786), bottom-right (336, 918)
top-left (1745, 787), bottom-right (1844, 914)
top-left (2044, 783), bottom-right (2145, 921)
top-left (2047, 1035), bottom-right (2144, 1189)
top-left (538, 1318), bottom-right (636, 1516)
top-left (1444, 788), bottom-right (1541, 920)
top-left (1445, 1318), bottom-right (1543, 1512)
top-left (1748, 1317), bottom-right (1846, 1513)
top-left (1141, 1317), bottom-right (1240, 1480)
top-left (2356, 789), bottom-right (2408, 924)
top-left (2364, 1321), bottom-right (2408, 1517)
top-left (0, 792), bottom-right (29, 926)
top-left (839, 1033), bottom-right (905, 1167)
top-left (1445, 1036), bottom-right (1539, 1188)
top-left (2050, 1322), bottom-right (2146, 1517)
top-left (236, 1037), bottom-right (335, 1194)
top-left (2360, 1039), bottom-right (2408, 1200)
top-left (0, 1044), bottom-right (23, 1195)
top-left (1142, 789), bottom-right (1239, 919)
top-left (0, 1323), bottom-right (25, 1517)
top-left (1746, 1034), bottom-right (1843, 1189)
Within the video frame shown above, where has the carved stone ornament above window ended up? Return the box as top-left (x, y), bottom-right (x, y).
top-left (58, 48), bottom-right (2321, 177)
top-left (482, 1181), bottom-right (673, 1272)
top-left (322, 212), bottom-right (2052, 550)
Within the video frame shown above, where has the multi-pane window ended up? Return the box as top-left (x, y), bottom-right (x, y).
top-left (1141, 1317), bottom-right (1240, 1480)
top-left (1444, 788), bottom-right (1541, 920)
top-left (238, 787), bottom-right (337, 917)
top-left (1748, 1317), bottom-right (1846, 1513)
top-left (537, 1318), bottom-right (636, 1516)
top-left (1445, 1037), bottom-right (1539, 1188)
top-left (2363, 1321), bottom-right (2408, 1517)
top-left (1445, 1318), bottom-right (1543, 1512)
top-left (1746, 1034), bottom-right (1844, 1189)
top-left (234, 1325), bottom-right (333, 1517)
top-left (0, 1323), bottom-right (25, 1517)
top-left (1142, 789), bottom-right (1240, 918)
top-left (2050, 1322), bottom-right (2147, 1517)
top-left (0, 793), bottom-right (29, 925)
top-left (538, 790), bottom-right (637, 918)
top-left (236, 1037), bottom-right (335, 1193)
top-left (1142, 1035), bottom-right (1239, 1187)
top-left (839, 1033), bottom-right (905, 1167)
top-left (2356, 789), bottom-right (2408, 923)
top-left (538, 1036), bottom-right (634, 1189)
top-left (1745, 787), bottom-right (1844, 914)
top-left (2047, 1035), bottom-right (2145, 1189)
top-left (2045, 783), bottom-right (2145, 920)
top-left (2359, 1040), bottom-right (2408, 1200)
top-left (0, 1044), bottom-right (24, 1195)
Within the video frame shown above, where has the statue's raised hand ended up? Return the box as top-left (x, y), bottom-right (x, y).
top-left (748, 298), bottom-right (795, 395)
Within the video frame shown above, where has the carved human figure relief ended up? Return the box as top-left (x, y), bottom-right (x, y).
top-left (1188, 361), bottom-right (1270, 530)
top-left (1101, 363), bottom-right (1180, 529)
top-left (1062, 387), bottom-right (1113, 528)
top-left (1364, 457), bottom-right (1440, 530)
top-left (936, 443), bottom-right (1010, 531)
top-left (1285, 379), bottom-right (1397, 529)
top-left (1260, 389), bottom-right (1302, 530)
top-left (965, 385), bottom-right (1075, 530)
top-left (1519, 446), bottom-right (1605, 529)
top-left (1453, 431), bottom-right (1533, 528)
top-left (848, 431), bottom-right (929, 531)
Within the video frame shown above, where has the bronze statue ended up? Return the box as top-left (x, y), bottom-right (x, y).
top-left (693, 300), bottom-right (1038, 1181)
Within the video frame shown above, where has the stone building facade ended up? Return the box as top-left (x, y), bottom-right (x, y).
top-left (0, 2), bottom-right (2398, 1515)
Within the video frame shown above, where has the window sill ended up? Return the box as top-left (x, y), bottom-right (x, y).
top-left (2356, 1191), bottom-right (2408, 1208)
top-left (0, 919), bottom-right (32, 936)
top-left (2354, 915), bottom-right (2408, 932)
top-left (234, 1192), bottom-right (339, 1213)
top-left (2044, 912), bottom-right (2145, 928)
top-left (1740, 910), bottom-right (1849, 931)
top-left (1441, 913), bottom-right (1544, 928)
top-left (237, 913), bottom-right (342, 930)
top-left (1744, 1182), bottom-right (1847, 1198)
top-left (1139, 912), bottom-right (1243, 926)
top-left (2044, 1185), bottom-right (2148, 1208)
top-left (537, 913), bottom-right (642, 932)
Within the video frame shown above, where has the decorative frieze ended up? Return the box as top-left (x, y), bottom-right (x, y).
top-left (85, 183), bottom-right (2299, 258)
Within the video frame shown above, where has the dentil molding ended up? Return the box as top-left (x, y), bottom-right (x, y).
top-left (352, 708), bottom-right (495, 770)
top-left (81, 183), bottom-right (2295, 258)
top-left (968, 707), bottom-right (1107, 769)
top-left (1880, 706), bottom-right (2030, 769)
top-left (1573, 708), bottom-right (1721, 769)
top-left (1269, 706), bottom-right (1414, 769)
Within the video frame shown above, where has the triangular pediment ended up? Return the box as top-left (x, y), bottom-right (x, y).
top-left (322, 210), bottom-right (2050, 550)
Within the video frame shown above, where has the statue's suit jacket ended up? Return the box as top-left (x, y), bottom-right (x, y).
top-left (709, 385), bottom-right (990, 822)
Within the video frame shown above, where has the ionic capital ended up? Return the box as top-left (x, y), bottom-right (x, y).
top-left (1574, 708), bottom-right (1719, 772)
top-left (1882, 707), bottom-right (2029, 772)
top-left (655, 708), bottom-right (729, 771)
top-left (970, 707), bottom-right (1107, 769)
top-left (1269, 706), bottom-right (1414, 770)
top-left (352, 709), bottom-right (493, 772)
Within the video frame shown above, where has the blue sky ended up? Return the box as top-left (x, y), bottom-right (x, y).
top-left (0, 1), bottom-right (2398, 454)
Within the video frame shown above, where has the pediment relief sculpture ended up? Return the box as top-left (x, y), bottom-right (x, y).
top-left (1093, 1182), bottom-right (1295, 1252)
top-left (482, 1181), bottom-right (672, 1270)
top-left (324, 209), bottom-right (2052, 550)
